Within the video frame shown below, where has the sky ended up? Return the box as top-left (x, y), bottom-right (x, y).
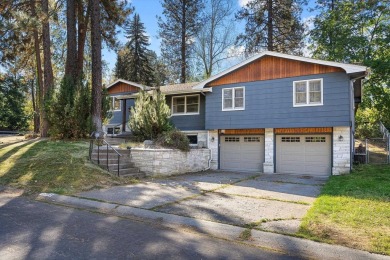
top-left (103, 0), bottom-right (318, 76)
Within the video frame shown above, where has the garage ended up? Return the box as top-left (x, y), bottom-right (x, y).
top-left (276, 135), bottom-right (331, 175)
top-left (220, 135), bottom-right (265, 172)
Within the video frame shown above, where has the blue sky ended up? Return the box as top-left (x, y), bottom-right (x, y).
top-left (103, 0), bottom-right (317, 75)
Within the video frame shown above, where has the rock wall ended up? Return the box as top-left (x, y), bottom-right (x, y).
top-left (130, 148), bottom-right (211, 176)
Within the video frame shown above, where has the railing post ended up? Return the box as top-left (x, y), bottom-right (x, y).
top-left (107, 143), bottom-right (109, 171)
top-left (98, 143), bottom-right (100, 165)
top-left (118, 155), bottom-right (120, 177)
top-left (365, 139), bottom-right (368, 164)
top-left (89, 140), bottom-right (92, 160)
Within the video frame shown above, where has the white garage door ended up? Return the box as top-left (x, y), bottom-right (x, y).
top-left (276, 135), bottom-right (331, 175)
top-left (221, 135), bottom-right (265, 172)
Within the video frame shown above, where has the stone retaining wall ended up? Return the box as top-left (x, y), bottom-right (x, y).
top-left (130, 148), bottom-right (211, 176)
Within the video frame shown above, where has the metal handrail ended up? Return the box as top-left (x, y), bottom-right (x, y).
top-left (89, 139), bottom-right (122, 176)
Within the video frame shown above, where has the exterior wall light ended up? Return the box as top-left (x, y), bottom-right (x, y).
top-left (211, 137), bottom-right (215, 142)
top-left (338, 135), bottom-right (344, 142)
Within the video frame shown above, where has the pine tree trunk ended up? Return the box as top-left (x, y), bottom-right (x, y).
top-left (65, 0), bottom-right (77, 81)
top-left (30, 0), bottom-right (43, 134)
top-left (31, 80), bottom-right (40, 133)
top-left (76, 0), bottom-right (91, 79)
top-left (180, 2), bottom-right (186, 83)
top-left (41, 0), bottom-right (54, 137)
top-left (91, 0), bottom-right (102, 132)
top-left (267, 0), bottom-right (273, 51)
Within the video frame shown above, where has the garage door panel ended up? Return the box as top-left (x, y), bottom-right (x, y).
top-left (221, 135), bottom-right (264, 172)
top-left (276, 135), bottom-right (331, 175)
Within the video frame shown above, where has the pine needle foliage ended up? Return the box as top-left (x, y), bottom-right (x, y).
top-left (46, 77), bottom-right (92, 139)
top-left (129, 89), bottom-right (172, 140)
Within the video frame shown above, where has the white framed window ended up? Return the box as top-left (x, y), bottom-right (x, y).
top-left (222, 87), bottom-right (245, 111)
top-left (293, 79), bottom-right (323, 107)
top-left (171, 94), bottom-right (200, 115)
top-left (111, 97), bottom-right (121, 111)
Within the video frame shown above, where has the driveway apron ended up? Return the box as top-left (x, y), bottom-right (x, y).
top-left (76, 171), bottom-right (327, 235)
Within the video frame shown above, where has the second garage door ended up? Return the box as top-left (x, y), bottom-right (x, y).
top-left (221, 135), bottom-right (265, 172)
top-left (276, 135), bottom-right (331, 175)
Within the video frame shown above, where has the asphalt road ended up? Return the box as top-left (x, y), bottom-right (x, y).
top-left (0, 194), bottom-right (300, 260)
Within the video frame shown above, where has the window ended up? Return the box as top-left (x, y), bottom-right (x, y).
top-left (281, 137), bottom-right (300, 142)
top-left (111, 97), bottom-right (121, 111)
top-left (107, 127), bottom-right (121, 135)
top-left (187, 135), bottom-right (198, 145)
top-left (172, 95), bottom-right (200, 115)
top-left (225, 137), bottom-right (240, 142)
top-left (293, 79), bottom-right (323, 107)
top-left (222, 87), bottom-right (245, 111)
top-left (305, 137), bottom-right (326, 143)
top-left (244, 137), bottom-right (261, 142)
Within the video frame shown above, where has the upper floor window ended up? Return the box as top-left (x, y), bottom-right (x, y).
top-left (293, 79), bottom-right (323, 107)
top-left (111, 97), bottom-right (121, 111)
top-left (172, 95), bottom-right (200, 115)
top-left (222, 87), bottom-right (245, 111)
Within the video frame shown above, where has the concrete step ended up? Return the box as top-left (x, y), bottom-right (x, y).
top-left (104, 138), bottom-right (126, 145)
top-left (91, 148), bottom-right (127, 154)
top-left (108, 168), bottom-right (144, 178)
top-left (120, 172), bottom-right (146, 178)
top-left (91, 154), bottom-right (124, 160)
top-left (106, 163), bottom-right (136, 171)
top-left (91, 158), bottom-right (128, 164)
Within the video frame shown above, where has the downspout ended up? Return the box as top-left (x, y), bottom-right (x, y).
top-left (205, 131), bottom-right (212, 170)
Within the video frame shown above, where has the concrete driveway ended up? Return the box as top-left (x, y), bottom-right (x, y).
top-left (76, 171), bottom-right (328, 235)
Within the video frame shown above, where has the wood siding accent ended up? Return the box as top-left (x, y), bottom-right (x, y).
top-left (108, 82), bottom-right (140, 94)
top-left (222, 129), bottom-right (265, 135)
top-left (275, 127), bottom-right (333, 134)
top-left (207, 56), bottom-right (345, 87)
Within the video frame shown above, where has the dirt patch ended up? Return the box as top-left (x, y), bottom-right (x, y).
top-left (0, 135), bottom-right (27, 146)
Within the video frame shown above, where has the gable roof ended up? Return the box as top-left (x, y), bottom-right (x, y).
top-left (158, 82), bottom-right (211, 95)
top-left (193, 51), bottom-right (368, 89)
top-left (115, 82), bottom-right (211, 100)
top-left (105, 79), bottom-right (148, 90)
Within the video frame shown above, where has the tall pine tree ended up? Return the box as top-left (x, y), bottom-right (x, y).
top-left (158, 0), bottom-right (204, 83)
top-left (117, 13), bottom-right (154, 86)
top-left (236, 0), bottom-right (304, 55)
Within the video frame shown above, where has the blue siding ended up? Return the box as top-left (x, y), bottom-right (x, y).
top-left (205, 72), bottom-right (351, 129)
top-left (166, 94), bottom-right (206, 130)
top-left (107, 96), bottom-right (135, 126)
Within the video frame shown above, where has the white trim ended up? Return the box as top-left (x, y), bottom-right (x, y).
top-left (293, 78), bottom-right (323, 107)
top-left (106, 79), bottom-right (148, 90)
top-left (112, 97), bottom-right (122, 111)
top-left (171, 94), bottom-right (200, 116)
top-left (193, 51), bottom-right (367, 90)
top-left (222, 87), bottom-right (245, 111)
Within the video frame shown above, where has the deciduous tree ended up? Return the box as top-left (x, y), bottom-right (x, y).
top-left (194, 0), bottom-right (237, 78)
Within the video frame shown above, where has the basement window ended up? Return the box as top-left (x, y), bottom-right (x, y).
top-left (187, 135), bottom-right (198, 145)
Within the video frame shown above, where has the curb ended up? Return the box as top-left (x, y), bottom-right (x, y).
top-left (37, 193), bottom-right (389, 260)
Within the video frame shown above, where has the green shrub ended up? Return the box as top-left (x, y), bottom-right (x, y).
top-left (0, 75), bottom-right (29, 131)
top-left (129, 89), bottom-right (172, 140)
top-left (155, 129), bottom-right (190, 152)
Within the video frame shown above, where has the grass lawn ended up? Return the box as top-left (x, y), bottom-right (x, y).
top-left (299, 164), bottom-right (390, 255)
top-left (0, 139), bottom-right (137, 195)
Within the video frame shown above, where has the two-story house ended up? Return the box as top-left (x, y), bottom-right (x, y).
top-left (105, 51), bottom-right (367, 176)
